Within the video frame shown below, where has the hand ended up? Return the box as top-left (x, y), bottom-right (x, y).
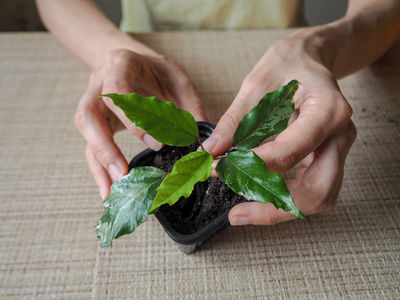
top-left (203, 31), bottom-right (357, 225)
top-left (74, 49), bottom-right (208, 199)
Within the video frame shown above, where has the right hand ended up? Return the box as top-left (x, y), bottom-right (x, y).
top-left (203, 33), bottom-right (357, 225)
top-left (74, 49), bottom-right (208, 199)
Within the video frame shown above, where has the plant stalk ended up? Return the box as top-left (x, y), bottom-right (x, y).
top-left (197, 137), bottom-right (205, 151)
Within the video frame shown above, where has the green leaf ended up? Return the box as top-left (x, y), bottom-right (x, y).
top-left (216, 150), bottom-right (306, 219)
top-left (150, 150), bottom-right (213, 213)
top-left (101, 93), bottom-right (199, 146)
top-left (232, 80), bottom-right (299, 150)
top-left (95, 167), bottom-right (166, 247)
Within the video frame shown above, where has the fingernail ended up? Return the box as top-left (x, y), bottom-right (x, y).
top-left (202, 134), bottom-right (219, 153)
top-left (230, 216), bottom-right (254, 226)
top-left (143, 134), bottom-right (163, 151)
top-left (109, 164), bottom-right (123, 182)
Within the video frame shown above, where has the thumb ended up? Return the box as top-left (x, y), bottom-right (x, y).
top-left (203, 76), bottom-right (272, 156)
top-left (203, 105), bottom-right (246, 157)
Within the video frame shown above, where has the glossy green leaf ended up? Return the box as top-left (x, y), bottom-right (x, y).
top-left (95, 167), bottom-right (166, 247)
top-left (233, 80), bottom-right (299, 150)
top-left (101, 93), bottom-right (199, 146)
top-left (216, 150), bottom-right (306, 219)
top-left (150, 150), bottom-right (213, 213)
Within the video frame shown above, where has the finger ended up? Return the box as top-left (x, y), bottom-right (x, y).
top-left (254, 89), bottom-right (353, 173)
top-left (102, 92), bottom-right (164, 151)
top-left (171, 76), bottom-right (209, 122)
top-left (75, 73), bottom-right (129, 182)
top-left (86, 146), bottom-right (112, 200)
top-left (229, 202), bottom-right (297, 225)
top-left (80, 106), bottom-right (129, 182)
top-left (228, 121), bottom-right (356, 225)
top-left (203, 78), bottom-right (293, 157)
top-left (202, 97), bottom-right (253, 156)
top-left (300, 152), bottom-right (315, 168)
top-left (210, 159), bottom-right (219, 177)
top-left (176, 91), bottom-right (209, 122)
top-left (291, 121), bottom-right (356, 212)
top-left (101, 55), bottom-right (163, 150)
top-left (150, 57), bottom-right (209, 122)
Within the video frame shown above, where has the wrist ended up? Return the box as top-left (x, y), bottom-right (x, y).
top-left (286, 24), bottom-right (346, 75)
top-left (289, 3), bottom-right (400, 79)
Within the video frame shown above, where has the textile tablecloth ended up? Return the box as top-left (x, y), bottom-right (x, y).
top-left (0, 31), bottom-right (399, 299)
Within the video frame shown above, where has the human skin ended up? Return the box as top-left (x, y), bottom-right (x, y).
top-left (36, 0), bottom-right (208, 200)
top-left (37, 0), bottom-right (400, 224)
top-left (204, 0), bottom-right (400, 225)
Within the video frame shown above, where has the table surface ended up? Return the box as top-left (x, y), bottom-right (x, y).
top-left (0, 31), bottom-right (399, 299)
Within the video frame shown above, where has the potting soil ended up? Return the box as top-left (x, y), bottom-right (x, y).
top-left (147, 141), bottom-right (246, 234)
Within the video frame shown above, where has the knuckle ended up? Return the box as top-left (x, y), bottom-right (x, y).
top-left (343, 101), bottom-right (353, 120)
top-left (332, 93), bottom-right (353, 126)
top-left (179, 76), bottom-right (195, 91)
top-left (191, 100), bottom-right (203, 112)
top-left (173, 73), bottom-right (195, 93)
top-left (89, 69), bottom-right (101, 82)
top-left (92, 143), bottom-right (114, 166)
top-left (220, 110), bottom-right (241, 132)
top-left (104, 49), bottom-right (132, 65)
top-left (347, 121), bottom-right (357, 144)
top-left (102, 78), bottom-right (129, 95)
top-left (189, 101), bottom-right (206, 117)
top-left (310, 183), bottom-right (339, 213)
top-left (301, 178), bottom-right (338, 214)
top-left (85, 146), bottom-right (93, 161)
top-left (127, 122), bottom-right (144, 137)
top-left (337, 120), bottom-right (357, 151)
top-left (74, 103), bottom-right (97, 131)
top-left (316, 196), bottom-right (337, 213)
top-left (274, 150), bottom-right (299, 172)
top-left (74, 106), bottom-right (86, 130)
top-left (157, 54), bottom-right (168, 62)
top-left (241, 74), bottom-right (264, 96)
top-left (261, 213), bottom-right (279, 225)
top-left (338, 101), bottom-right (353, 122)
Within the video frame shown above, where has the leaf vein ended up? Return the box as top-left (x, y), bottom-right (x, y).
top-left (128, 102), bottom-right (197, 139)
top-left (236, 83), bottom-right (297, 147)
top-left (227, 158), bottom-right (278, 199)
top-left (116, 176), bottom-right (165, 212)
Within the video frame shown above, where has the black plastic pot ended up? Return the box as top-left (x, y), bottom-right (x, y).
top-left (129, 122), bottom-right (235, 253)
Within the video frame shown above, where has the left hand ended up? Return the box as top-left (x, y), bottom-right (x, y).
top-left (203, 31), bottom-right (357, 225)
top-left (74, 49), bottom-right (208, 200)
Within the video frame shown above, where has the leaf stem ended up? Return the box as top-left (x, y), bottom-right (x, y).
top-left (197, 137), bottom-right (206, 151)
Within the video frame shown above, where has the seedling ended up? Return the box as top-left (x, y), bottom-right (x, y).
top-left (95, 80), bottom-right (307, 247)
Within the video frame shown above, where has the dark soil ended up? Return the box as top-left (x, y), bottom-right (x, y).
top-left (146, 139), bottom-right (246, 234)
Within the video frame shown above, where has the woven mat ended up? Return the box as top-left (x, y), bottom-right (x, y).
top-left (0, 31), bottom-right (399, 299)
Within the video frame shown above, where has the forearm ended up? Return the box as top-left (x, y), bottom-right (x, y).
top-left (36, 0), bottom-right (160, 69)
top-left (292, 0), bottom-right (400, 79)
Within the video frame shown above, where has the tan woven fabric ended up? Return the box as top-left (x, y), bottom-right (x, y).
top-left (0, 31), bottom-right (399, 299)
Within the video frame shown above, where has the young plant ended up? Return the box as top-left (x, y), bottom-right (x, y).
top-left (95, 80), bottom-right (306, 247)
